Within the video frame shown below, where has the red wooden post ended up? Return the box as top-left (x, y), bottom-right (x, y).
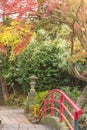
top-left (43, 99), bottom-right (47, 117)
top-left (74, 112), bottom-right (79, 130)
top-left (60, 95), bottom-right (64, 122)
top-left (50, 93), bottom-right (54, 116)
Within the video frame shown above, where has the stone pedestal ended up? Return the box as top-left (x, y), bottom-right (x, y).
top-left (24, 91), bottom-right (36, 114)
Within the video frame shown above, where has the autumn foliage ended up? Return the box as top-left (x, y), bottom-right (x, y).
top-left (13, 32), bottom-right (32, 54)
top-left (0, 0), bottom-right (38, 19)
top-left (0, 0), bottom-right (87, 81)
top-left (0, 20), bottom-right (34, 55)
top-left (0, 0), bottom-right (38, 55)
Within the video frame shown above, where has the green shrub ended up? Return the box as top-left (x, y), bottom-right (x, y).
top-left (35, 91), bottom-right (48, 104)
top-left (7, 93), bottom-right (26, 108)
top-left (14, 39), bottom-right (70, 92)
top-left (61, 86), bottom-right (81, 102)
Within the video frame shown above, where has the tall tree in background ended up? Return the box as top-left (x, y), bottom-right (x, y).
top-left (36, 0), bottom-right (87, 109)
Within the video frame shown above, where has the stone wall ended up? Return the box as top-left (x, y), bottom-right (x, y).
top-left (40, 116), bottom-right (69, 130)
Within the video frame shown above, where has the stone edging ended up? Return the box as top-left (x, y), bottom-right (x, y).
top-left (40, 116), bottom-right (69, 130)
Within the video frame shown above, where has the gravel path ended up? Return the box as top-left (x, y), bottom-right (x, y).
top-left (0, 106), bottom-right (48, 130)
top-left (0, 106), bottom-right (30, 125)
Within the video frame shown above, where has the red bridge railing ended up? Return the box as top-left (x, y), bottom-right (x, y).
top-left (38, 89), bottom-right (82, 130)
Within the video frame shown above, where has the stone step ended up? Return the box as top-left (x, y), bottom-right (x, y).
top-left (0, 124), bottom-right (51, 130)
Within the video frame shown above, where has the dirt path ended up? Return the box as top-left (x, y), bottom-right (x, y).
top-left (0, 106), bottom-right (47, 130)
top-left (0, 106), bottom-right (30, 125)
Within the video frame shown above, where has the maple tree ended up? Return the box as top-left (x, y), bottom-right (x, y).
top-left (0, 0), bottom-right (38, 20)
top-left (0, 0), bottom-right (38, 57)
top-left (0, 20), bottom-right (34, 59)
top-left (0, 0), bottom-right (37, 56)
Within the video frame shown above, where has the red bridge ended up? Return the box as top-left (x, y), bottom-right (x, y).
top-left (38, 89), bottom-right (83, 130)
top-left (0, 89), bottom-right (83, 130)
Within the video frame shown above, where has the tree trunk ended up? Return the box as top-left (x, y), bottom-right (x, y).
top-left (73, 64), bottom-right (87, 82)
top-left (76, 85), bottom-right (87, 110)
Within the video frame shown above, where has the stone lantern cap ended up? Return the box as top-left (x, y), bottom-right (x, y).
top-left (29, 75), bottom-right (38, 81)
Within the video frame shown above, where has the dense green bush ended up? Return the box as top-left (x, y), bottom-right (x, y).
top-left (14, 37), bottom-right (71, 92)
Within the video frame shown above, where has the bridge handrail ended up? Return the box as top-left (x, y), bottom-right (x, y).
top-left (38, 89), bottom-right (83, 130)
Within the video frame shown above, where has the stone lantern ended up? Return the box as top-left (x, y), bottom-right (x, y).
top-left (29, 75), bottom-right (38, 93)
top-left (24, 75), bottom-right (38, 114)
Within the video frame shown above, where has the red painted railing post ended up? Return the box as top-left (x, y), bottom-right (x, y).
top-left (43, 99), bottom-right (47, 117)
top-left (60, 95), bottom-right (64, 122)
top-left (50, 93), bottom-right (54, 116)
top-left (74, 112), bottom-right (79, 130)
